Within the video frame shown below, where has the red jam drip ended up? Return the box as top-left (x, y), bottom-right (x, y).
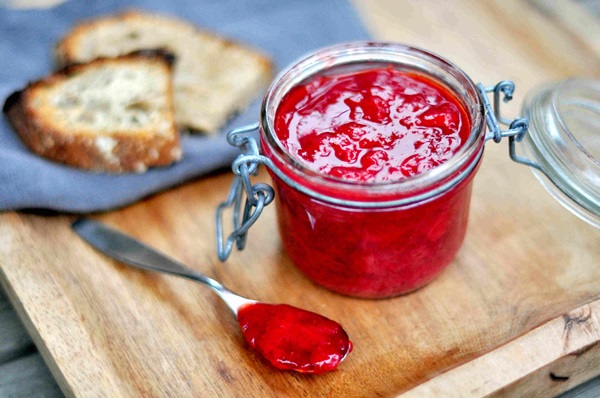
top-left (274, 67), bottom-right (470, 182)
top-left (237, 303), bottom-right (352, 374)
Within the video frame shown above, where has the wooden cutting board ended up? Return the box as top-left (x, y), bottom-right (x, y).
top-left (1, 0), bottom-right (600, 396)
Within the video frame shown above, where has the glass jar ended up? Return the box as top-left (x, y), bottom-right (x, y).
top-left (218, 41), bottom-right (592, 299)
top-left (258, 42), bottom-right (485, 298)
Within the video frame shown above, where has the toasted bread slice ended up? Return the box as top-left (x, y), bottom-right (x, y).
top-left (3, 50), bottom-right (182, 173)
top-left (55, 10), bottom-right (273, 134)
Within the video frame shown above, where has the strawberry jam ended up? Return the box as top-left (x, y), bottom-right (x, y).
top-left (237, 303), bottom-right (352, 374)
top-left (259, 43), bottom-right (485, 298)
top-left (274, 67), bottom-right (470, 182)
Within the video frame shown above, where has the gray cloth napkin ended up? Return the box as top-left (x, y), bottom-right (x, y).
top-left (0, 0), bottom-right (370, 213)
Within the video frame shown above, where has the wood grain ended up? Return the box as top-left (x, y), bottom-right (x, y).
top-left (404, 300), bottom-right (600, 397)
top-left (1, 0), bottom-right (600, 397)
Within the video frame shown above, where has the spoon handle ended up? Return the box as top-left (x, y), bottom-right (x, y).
top-left (72, 218), bottom-right (253, 314)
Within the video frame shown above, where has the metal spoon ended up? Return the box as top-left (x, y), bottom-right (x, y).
top-left (72, 218), bottom-right (255, 314)
top-left (71, 218), bottom-right (352, 374)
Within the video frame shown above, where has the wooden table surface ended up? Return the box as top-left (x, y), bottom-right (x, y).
top-left (0, 0), bottom-right (600, 397)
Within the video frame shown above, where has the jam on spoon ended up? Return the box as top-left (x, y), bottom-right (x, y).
top-left (237, 303), bottom-right (352, 374)
top-left (72, 218), bottom-right (352, 374)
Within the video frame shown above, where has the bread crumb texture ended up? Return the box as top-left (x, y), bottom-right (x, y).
top-left (41, 61), bottom-right (172, 135)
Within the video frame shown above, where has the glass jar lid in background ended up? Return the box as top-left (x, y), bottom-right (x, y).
top-left (522, 78), bottom-right (600, 228)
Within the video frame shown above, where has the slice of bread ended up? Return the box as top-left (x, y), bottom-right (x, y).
top-left (55, 11), bottom-right (273, 134)
top-left (3, 50), bottom-right (182, 173)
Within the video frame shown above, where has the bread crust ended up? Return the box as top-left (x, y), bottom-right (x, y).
top-left (3, 52), bottom-right (182, 173)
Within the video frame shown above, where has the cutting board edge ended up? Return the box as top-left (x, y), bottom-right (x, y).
top-left (400, 296), bottom-right (600, 397)
top-left (0, 267), bottom-right (76, 398)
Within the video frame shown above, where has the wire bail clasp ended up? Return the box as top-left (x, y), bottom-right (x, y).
top-left (216, 123), bottom-right (275, 261)
top-left (478, 81), bottom-right (545, 173)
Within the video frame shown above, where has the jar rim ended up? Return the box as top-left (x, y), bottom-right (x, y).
top-left (260, 41), bottom-right (486, 202)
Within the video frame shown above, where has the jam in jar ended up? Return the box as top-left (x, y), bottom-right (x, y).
top-left (258, 43), bottom-right (486, 298)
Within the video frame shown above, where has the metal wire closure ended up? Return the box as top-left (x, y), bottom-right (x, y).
top-left (216, 124), bottom-right (274, 261)
top-left (477, 81), bottom-right (544, 173)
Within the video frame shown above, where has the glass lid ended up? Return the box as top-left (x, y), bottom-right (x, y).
top-left (522, 78), bottom-right (600, 228)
